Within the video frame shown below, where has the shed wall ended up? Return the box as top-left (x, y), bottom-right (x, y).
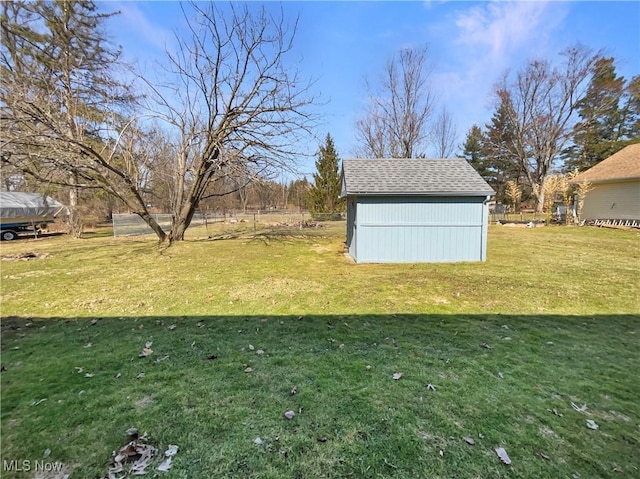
top-left (580, 180), bottom-right (640, 220)
top-left (349, 196), bottom-right (489, 263)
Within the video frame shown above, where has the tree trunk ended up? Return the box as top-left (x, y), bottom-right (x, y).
top-left (68, 173), bottom-right (82, 238)
top-left (169, 193), bottom-right (199, 243)
top-left (138, 211), bottom-right (167, 242)
top-left (535, 187), bottom-right (545, 214)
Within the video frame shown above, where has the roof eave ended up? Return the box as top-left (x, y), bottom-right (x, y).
top-left (343, 191), bottom-right (495, 197)
top-left (570, 176), bottom-right (640, 185)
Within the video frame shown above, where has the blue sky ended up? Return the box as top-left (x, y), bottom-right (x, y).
top-left (104, 1), bottom-right (640, 176)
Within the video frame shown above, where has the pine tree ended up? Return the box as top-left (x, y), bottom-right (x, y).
top-left (483, 94), bottom-right (522, 202)
top-left (565, 57), bottom-right (626, 171)
top-left (1, 1), bottom-right (136, 237)
top-left (307, 134), bottom-right (343, 216)
top-left (461, 125), bottom-right (487, 175)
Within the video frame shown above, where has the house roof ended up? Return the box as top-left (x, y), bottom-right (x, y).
top-left (572, 144), bottom-right (640, 183)
top-left (341, 158), bottom-right (495, 196)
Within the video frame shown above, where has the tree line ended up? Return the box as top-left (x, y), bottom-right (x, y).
top-left (461, 55), bottom-right (639, 210)
top-left (1, 1), bottom-right (638, 242)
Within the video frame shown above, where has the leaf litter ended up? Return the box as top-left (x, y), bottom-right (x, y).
top-left (103, 429), bottom-right (179, 478)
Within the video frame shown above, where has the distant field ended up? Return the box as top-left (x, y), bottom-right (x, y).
top-left (1, 224), bottom-right (639, 478)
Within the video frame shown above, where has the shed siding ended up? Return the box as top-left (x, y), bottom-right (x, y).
top-left (581, 180), bottom-right (640, 220)
top-left (351, 196), bottom-right (488, 263)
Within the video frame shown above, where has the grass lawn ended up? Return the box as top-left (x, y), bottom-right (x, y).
top-left (1, 223), bottom-right (639, 478)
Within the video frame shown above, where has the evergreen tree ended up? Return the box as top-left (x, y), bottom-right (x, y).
top-left (461, 125), bottom-right (487, 175)
top-left (1, 1), bottom-right (135, 237)
top-left (307, 134), bottom-right (343, 215)
top-left (565, 57), bottom-right (626, 171)
top-left (482, 94), bottom-right (521, 202)
top-left (619, 75), bottom-right (640, 143)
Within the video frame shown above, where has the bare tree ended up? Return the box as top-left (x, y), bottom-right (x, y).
top-left (0, 1), bottom-right (149, 237)
top-left (491, 46), bottom-right (602, 212)
top-left (1, 1), bottom-right (317, 243)
top-left (431, 107), bottom-right (458, 158)
top-left (355, 47), bottom-right (435, 158)
top-left (144, 2), bottom-right (318, 242)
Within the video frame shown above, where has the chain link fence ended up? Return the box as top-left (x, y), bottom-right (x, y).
top-left (111, 213), bottom-right (223, 237)
top-left (111, 210), bottom-right (327, 237)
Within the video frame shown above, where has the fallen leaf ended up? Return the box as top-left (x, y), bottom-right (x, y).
top-left (84, 373), bottom-right (95, 378)
top-left (244, 367), bottom-right (253, 373)
top-left (139, 347), bottom-right (153, 358)
top-left (248, 344), bottom-right (255, 351)
top-left (539, 451), bottom-right (550, 460)
top-left (43, 448), bottom-right (51, 458)
top-left (168, 324), bottom-right (176, 331)
top-left (366, 365), bottom-right (372, 371)
top-left (83, 342), bottom-right (92, 348)
top-left (498, 372), bottom-right (504, 379)
top-left (317, 436), bottom-right (328, 442)
top-left (136, 372), bottom-right (145, 379)
top-left (426, 383), bottom-right (436, 391)
top-left (90, 319), bottom-right (98, 326)
top-left (284, 410), bottom-right (295, 420)
top-left (145, 341), bottom-right (153, 348)
top-left (290, 386), bottom-right (297, 396)
top-left (115, 372), bottom-right (122, 379)
top-left (31, 398), bottom-right (47, 406)
top-left (481, 343), bottom-right (492, 349)
top-left (392, 372), bottom-right (403, 380)
top-left (164, 445), bottom-right (178, 457)
top-left (206, 354), bottom-right (218, 360)
top-left (463, 436), bottom-right (475, 445)
top-left (196, 321), bottom-right (205, 327)
top-left (254, 437), bottom-right (263, 445)
top-left (495, 447), bottom-right (511, 465)
top-left (74, 367), bottom-right (84, 374)
top-left (256, 349), bottom-right (264, 355)
top-left (571, 402), bottom-right (588, 413)
top-left (586, 419), bottom-right (599, 430)
top-left (157, 457), bottom-right (172, 472)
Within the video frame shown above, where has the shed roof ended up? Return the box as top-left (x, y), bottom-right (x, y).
top-left (341, 158), bottom-right (495, 196)
top-left (572, 144), bottom-right (640, 183)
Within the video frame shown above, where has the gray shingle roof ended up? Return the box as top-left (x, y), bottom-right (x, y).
top-left (341, 158), bottom-right (495, 196)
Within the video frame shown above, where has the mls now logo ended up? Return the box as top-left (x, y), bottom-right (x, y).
top-left (3, 460), bottom-right (64, 473)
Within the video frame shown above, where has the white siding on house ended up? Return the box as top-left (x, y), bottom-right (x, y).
top-left (581, 180), bottom-right (640, 220)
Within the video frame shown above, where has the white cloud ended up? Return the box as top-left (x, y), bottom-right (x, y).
top-left (435, 0), bottom-right (569, 133)
top-left (454, 0), bottom-right (559, 68)
top-left (111, 2), bottom-right (175, 55)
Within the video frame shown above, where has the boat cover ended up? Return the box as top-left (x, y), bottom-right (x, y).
top-left (0, 192), bottom-right (68, 222)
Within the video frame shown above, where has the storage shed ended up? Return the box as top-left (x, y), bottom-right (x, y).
top-left (571, 144), bottom-right (640, 223)
top-left (341, 159), bottom-right (495, 263)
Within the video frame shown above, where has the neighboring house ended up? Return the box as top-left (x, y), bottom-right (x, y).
top-left (571, 144), bottom-right (640, 222)
top-left (340, 159), bottom-right (495, 263)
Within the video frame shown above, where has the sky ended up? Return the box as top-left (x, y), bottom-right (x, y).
top-left (103, 0), bottom-right (640, 177)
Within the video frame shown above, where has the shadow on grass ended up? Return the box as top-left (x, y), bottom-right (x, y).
top-left (1, 314), bottom-right (639, 479)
